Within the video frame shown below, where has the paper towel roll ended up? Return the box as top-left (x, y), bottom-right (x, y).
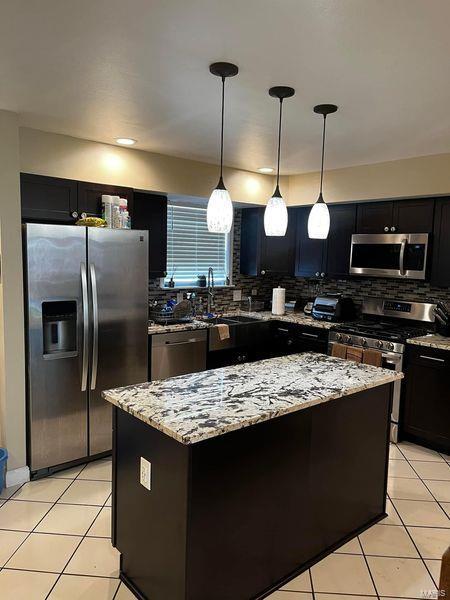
top-left (272, 287), bottom-right (286, 316)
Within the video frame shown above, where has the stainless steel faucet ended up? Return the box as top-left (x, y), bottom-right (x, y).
top-left (207, 267), bottom-right (215, 314)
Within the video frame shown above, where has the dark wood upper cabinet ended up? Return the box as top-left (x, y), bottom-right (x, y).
top-left (393, 199), bottom-right (434, 233)
top-left (21, 173), bottom-right (78, 223)
top-left (431, 197), bottom-right (450, 287)
top-left (294, 206), bottom-right (326, 278)
top-left (356, 201), bottom-right (393, 233)
top-left (240, 207), bottom-right (295, 276)
top-left (325, 203), bottom-right (357, 278)
top-left (356, 199), bottom-right (434, 234)
top-left (77, 181), bottom-right (133, 218)
top-left (132, 192), bottom-right (167, 278)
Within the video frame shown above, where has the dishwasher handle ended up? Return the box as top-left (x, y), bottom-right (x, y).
top-left (165, 338), bottom-right (199, 345)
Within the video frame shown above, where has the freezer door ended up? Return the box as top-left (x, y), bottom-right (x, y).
top-left (87, 228), bottom-right (149, 455)
top-left (24, 224), bottom-right (88, 472)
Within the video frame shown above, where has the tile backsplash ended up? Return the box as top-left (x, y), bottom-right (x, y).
top-left (149, 209), bottom-right (450, 315)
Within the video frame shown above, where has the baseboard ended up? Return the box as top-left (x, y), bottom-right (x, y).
top-left (6, 465), bottom-right (30, 488)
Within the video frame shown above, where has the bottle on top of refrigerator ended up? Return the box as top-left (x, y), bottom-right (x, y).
top-left (122, 210), bottom-right (131, 229)
top-left (112, 196), bottom-right (121, 229)
top-left (101, 195), bottom-right (113, 228)
top-left (119, 199), bottom-right (129, 229)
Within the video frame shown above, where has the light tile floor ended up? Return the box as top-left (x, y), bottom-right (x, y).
top-left (0, 443), bottom-right (448, 599)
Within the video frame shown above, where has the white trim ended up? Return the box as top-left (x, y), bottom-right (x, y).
top-left (5, 465), bottom-right (30, 488)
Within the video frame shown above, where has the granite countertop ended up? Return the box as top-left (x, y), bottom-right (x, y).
top-left (103, 352), bottom-right (403, 445)
top-left (148, 320), bottom-right (208, 335)
top-left (407, 334), bottom-right (450, 351)
top-left (148, 311), bottom-right (334, 335)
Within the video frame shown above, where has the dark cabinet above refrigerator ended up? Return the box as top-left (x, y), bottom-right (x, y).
top-left (20, 173), bottom-right (133, 223)
top-left (240, 207), bottom-right (295, 276)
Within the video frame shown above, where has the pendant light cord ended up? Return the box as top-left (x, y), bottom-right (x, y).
top-left (276, 99), bottom-right (283, 188)
top-left (319, 114), bottom-right (327, 196)
top-left (219, 76), bottom-right (225, 181)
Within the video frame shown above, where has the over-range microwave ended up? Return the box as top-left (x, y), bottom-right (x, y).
top-left (349, 233), bottom-right (429, 280)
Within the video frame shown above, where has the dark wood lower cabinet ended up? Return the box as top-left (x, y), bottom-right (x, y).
top-left (112, 384), bottom-right (391, 600)
top-left (402, 345), bottom-right (450, 453)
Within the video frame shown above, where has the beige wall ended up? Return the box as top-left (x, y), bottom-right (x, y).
top-left (19, 128), bottom-right (275, 205)
top-left (287, 153), bottom-right (450, 205)
top-left (0, 111), bottom-right (26, 470)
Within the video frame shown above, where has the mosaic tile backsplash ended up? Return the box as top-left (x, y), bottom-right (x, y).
top-left (149, 209), bottom-right (450, 315)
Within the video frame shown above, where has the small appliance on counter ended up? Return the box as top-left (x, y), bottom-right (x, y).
top-left (312, 295), bottom-right (355, 322)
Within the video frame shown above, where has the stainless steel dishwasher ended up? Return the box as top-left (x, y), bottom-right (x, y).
top-left (150, 330), bottom-right (207, 381)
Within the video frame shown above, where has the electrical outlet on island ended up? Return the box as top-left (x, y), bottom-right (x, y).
top-left (140, 457), bottom-right (152, 490)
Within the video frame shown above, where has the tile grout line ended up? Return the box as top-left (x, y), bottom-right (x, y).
top-left (389, 445), bottom-right (445, 591)
top-left (356, 532), bottom-right (381, 600)
top-left (43, 463), bottom-right (115, 599)
top-left (398, 447), bottom-right (450, 523)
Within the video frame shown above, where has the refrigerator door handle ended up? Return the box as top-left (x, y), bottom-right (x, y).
top-left (90, 263), bottom-right (99, 390)
top-left (80, 262), bottom-right (89, 391)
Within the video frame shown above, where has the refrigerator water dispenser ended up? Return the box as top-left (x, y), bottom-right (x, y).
top-left (42, 301), bottom-right (77, 356)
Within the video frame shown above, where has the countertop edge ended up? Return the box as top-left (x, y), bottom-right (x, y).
top-left (103, 366), bottom-right (402, 446)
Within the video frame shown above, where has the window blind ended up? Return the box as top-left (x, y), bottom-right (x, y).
top-left (165, 204), bottom-right (230, 286)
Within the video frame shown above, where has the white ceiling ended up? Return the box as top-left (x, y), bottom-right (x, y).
top-left (2, 0), bottom-right (450, 174)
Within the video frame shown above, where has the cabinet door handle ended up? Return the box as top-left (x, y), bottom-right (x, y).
top-left (261, 270), bottom-right (266, 275)
top-left (419, 355), bottom-right (445, 363)
top-left (384, 226), bottom-right (389, 232)
top-left (299, 332), bottom-right (319, 339)
top-left (72, 211), bottom-right (79, 219)
top-left (277, 328), bottom-right (289, 333)
top-left (315, 272), bottom-right (320, 277)
top-left (321, 272), bottom-right (325, 278)
top-left (391, 226), bottom-right (397, 232)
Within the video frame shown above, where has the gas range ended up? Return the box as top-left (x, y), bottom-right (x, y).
top-left (330, 321), bottom-right (431, 353)
top-left (327, 298), bottom-right (436, 443)
top-left (329, 298), bottom-right (436, 354)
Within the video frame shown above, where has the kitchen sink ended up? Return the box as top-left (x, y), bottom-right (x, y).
top-left (222, 315), bottom-right (261, 324)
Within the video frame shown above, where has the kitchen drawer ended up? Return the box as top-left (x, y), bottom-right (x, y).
top-left (406, 344), bottom-right (450, 368)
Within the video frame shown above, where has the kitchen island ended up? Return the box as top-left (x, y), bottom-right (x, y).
top-left (103, 353), bottom-right (402, 600)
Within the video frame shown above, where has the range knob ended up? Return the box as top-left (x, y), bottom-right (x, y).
top-left (386, 342), bottom-right (395, 351)
top-left (361, 338), bottom-right (368, 347)
top-left (344, 335), bottom-right (352, 344)
top-left (336, 333), bottom-right (343, 342)
top-left (376, 340), bottom-right (384, 349)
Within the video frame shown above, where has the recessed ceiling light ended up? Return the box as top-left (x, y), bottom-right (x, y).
top-left (258, 167), bottom-right (274, 174)
top-left (115, 138), bottom-right (136, 146)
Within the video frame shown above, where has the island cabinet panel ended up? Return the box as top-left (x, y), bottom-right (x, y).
top-left (113, 384), bottom-right (391, 600)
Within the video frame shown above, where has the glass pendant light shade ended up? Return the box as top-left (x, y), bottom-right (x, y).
top-left (264, 187), bottom-right (288, 236)
top-left (207, 62), bottom-right (239, 233)
top-left (264, 86), bottom-right (295, 237)
top-left (207, 182), bottom-right (233, 233)
top-left (308, 194), bottom-right (330, 239)
top-left (307, 103), bottom-right (338, 240)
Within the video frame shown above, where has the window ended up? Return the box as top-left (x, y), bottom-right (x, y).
top-left (165, 204), bottom-right (231, 287)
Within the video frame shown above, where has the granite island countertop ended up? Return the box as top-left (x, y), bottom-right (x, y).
top-left (103, 352), bottom-right (403, 445)
top-left (407, 334), bottom-right (450, 351)
top-left (148, 311), bottom-right (335, 335)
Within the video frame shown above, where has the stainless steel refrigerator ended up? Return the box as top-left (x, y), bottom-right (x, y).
top-left (23, 224), bottom-right (149, 476)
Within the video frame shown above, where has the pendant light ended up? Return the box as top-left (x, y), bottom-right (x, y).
top-left (307, 103), bottom-right (338, 239)
top-left (207, 62), bottom-right (238, 233)
top-left (264, 86), bottom-right (295, 236)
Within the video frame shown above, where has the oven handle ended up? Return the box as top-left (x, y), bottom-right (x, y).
top-left (399, 238), bottom-right (407, 276)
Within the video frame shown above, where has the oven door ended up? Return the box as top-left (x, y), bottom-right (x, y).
top-left (381, 351), bottom-right (403, 443)
top-left (350, 233), bottom-right (429, 279)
